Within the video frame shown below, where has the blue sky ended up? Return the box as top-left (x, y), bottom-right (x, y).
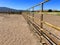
top-left (0, 0), bottom-right (60, 10)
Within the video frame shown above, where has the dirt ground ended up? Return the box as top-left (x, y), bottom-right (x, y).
top-left (34, 14), bottom-right (60, 36)
top-left (33, 14), bottom-right (60, 44)
top-left (0, 14), bottom-right (40, 45)
top-left (43, 15), bottom-right (60, 35)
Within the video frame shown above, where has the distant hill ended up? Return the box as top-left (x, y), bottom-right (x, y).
top-left (0, 7), bottom-right (25, 14)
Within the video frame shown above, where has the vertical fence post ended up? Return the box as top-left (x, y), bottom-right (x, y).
top-left (40, 3), bottom-right (44, 43)
top-left (27, 10), bottom-right (28, 21)
top-left (41, 3), bottom-right (43, 28)
top-left (32, 7), bottom-right (34, 22)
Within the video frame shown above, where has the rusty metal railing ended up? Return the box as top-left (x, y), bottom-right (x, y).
top-left (23, 0), bottom-right (60, 45)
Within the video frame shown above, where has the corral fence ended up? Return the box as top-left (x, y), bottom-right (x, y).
top-left (23, 0), bottom-right (60, 45)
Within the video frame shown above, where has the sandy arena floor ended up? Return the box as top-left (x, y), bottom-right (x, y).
top-left (0, 14), bottom-right (40, 45)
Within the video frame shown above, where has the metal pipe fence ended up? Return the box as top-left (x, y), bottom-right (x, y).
top-left (23, 0), bottom-right (60, 45)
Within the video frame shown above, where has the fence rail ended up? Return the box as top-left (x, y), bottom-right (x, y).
top-left (23, 0), bottom-right (60, 45)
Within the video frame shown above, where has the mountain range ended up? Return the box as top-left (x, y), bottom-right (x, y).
top-left (0, 7), bottom-right (24, 13)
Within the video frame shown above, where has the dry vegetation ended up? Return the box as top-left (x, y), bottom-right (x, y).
top-left (0, 14), bottom-right (40, 45)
